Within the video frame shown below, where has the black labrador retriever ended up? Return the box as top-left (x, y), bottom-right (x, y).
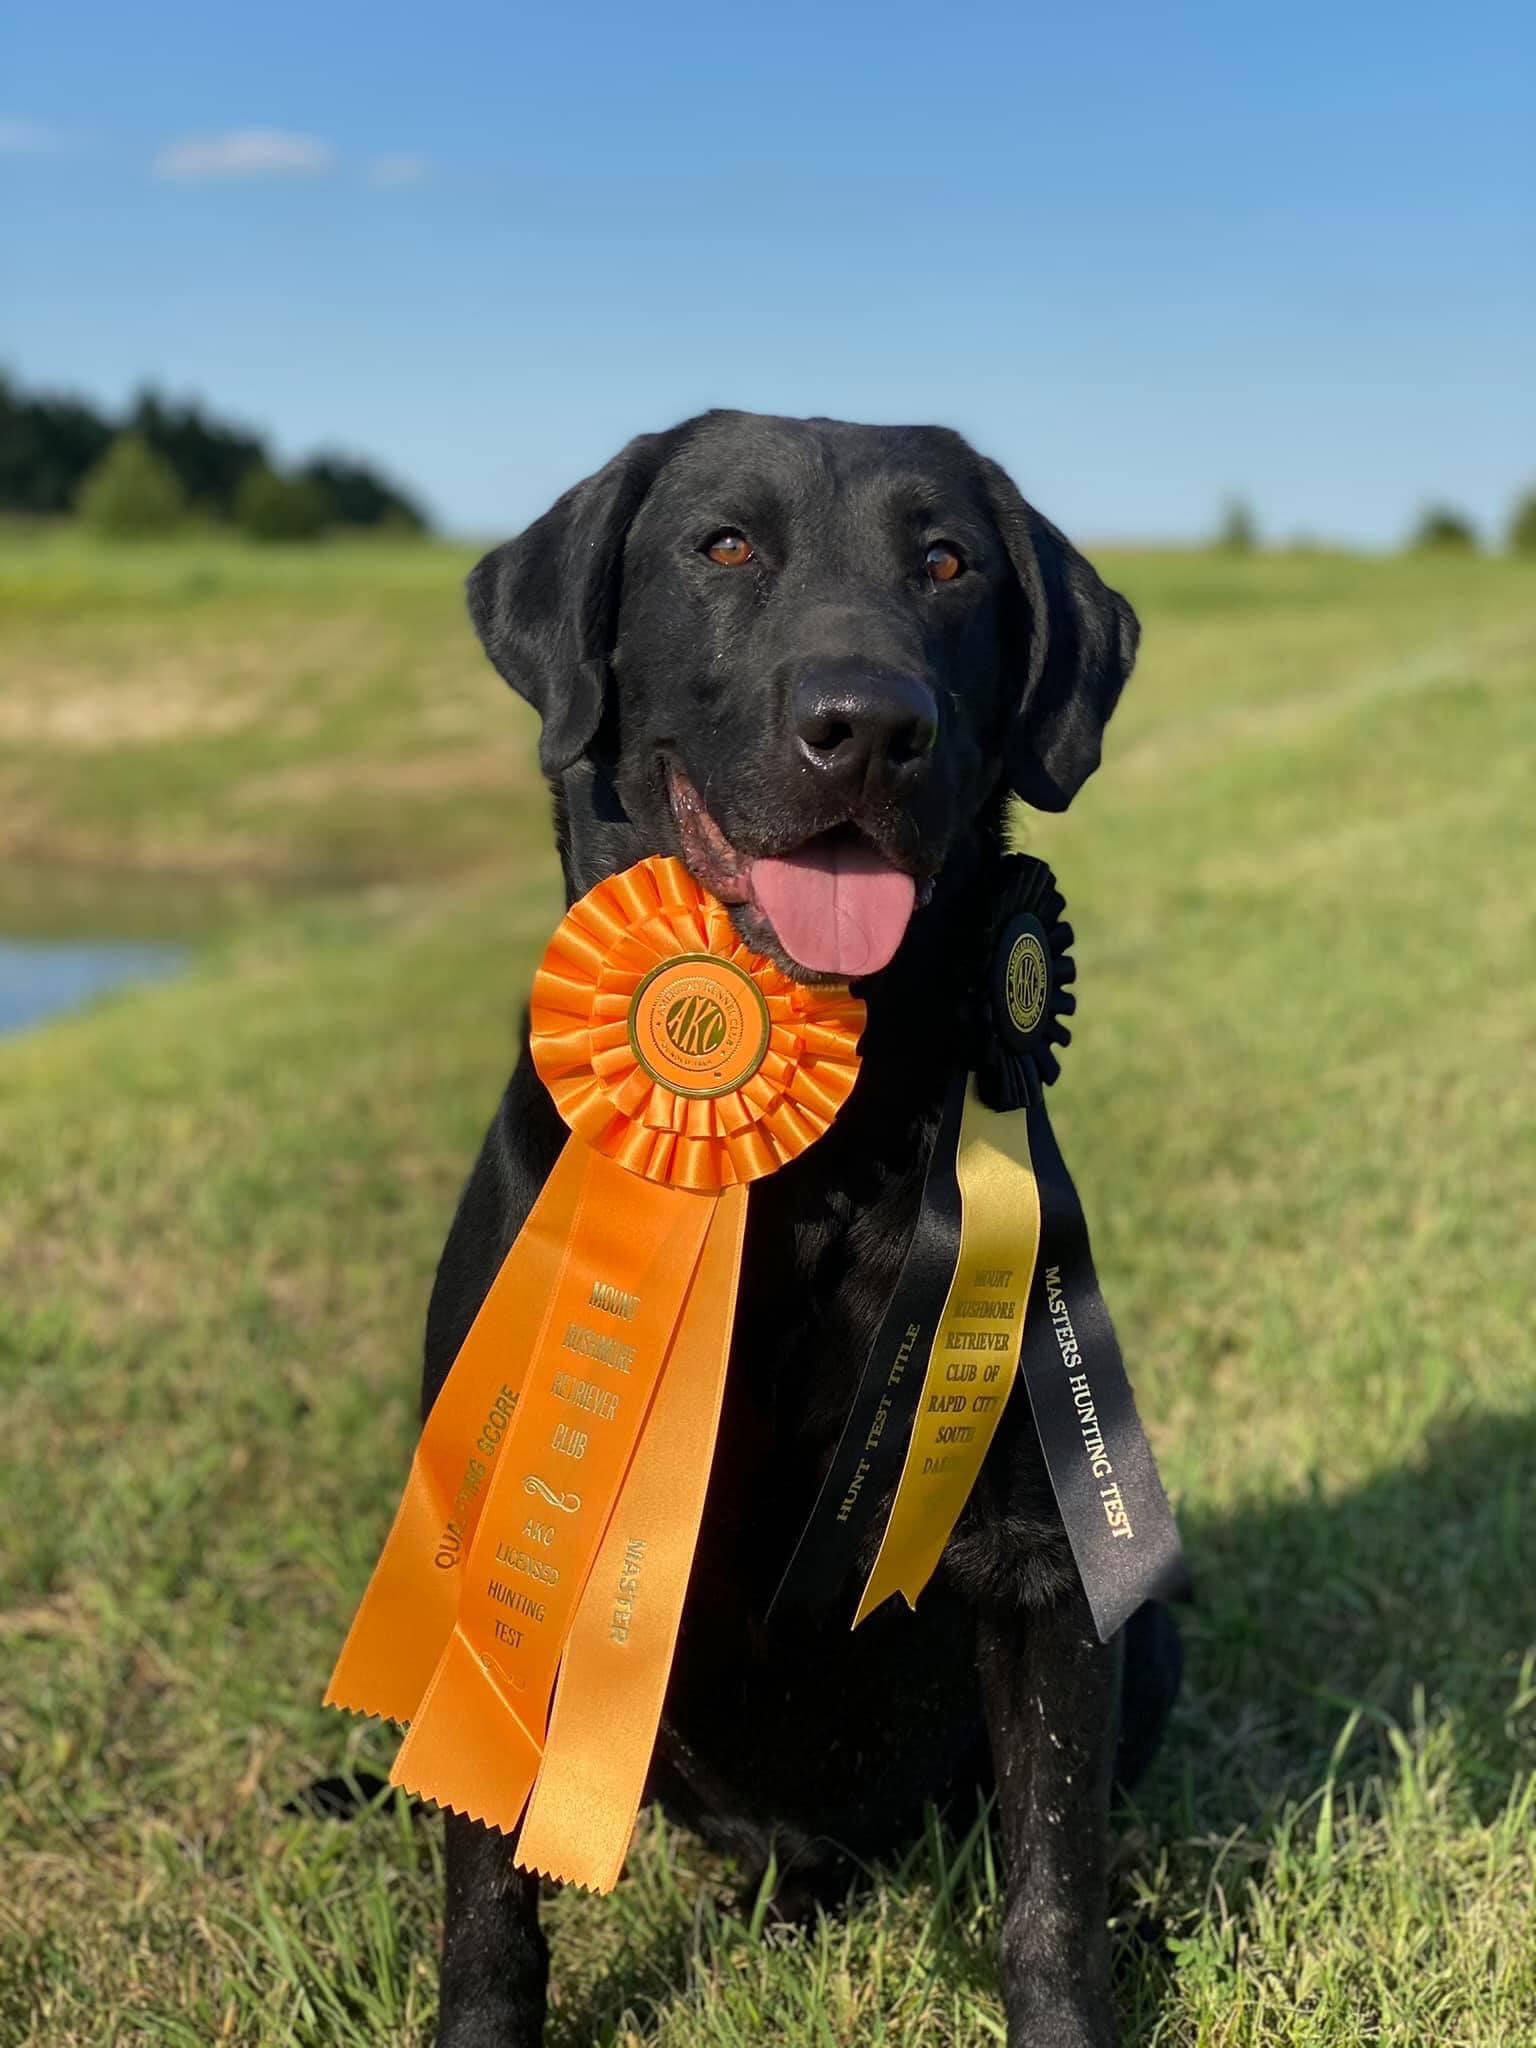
top-left (424, 410), bottom-right (1180, 2048)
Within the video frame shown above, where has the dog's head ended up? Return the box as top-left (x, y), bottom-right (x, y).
top-left (469, 411), bottom-right (1137, 983)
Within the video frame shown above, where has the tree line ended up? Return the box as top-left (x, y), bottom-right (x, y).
top-left (1215, 491), bottom-right (1536, 556)
top-left (0, 373), bottom-right (429, 538)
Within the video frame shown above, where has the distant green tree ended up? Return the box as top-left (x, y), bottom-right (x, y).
top-left (129, 386), bottom-right (269, 520)
top-left (299, 452), bottom-right (428, 532)
top-left (1410, 505), bottom-right (1478, 552)
top-left (1216, 496), bottom-right (1258, 552)
top-left (75, 433), bottom-right (188, 537)
top-left (234, 464), bottom-right (331, 542)
top-left (1, 372), bottom-right (114, 514)
top-left (1, 371), bottom-right (431, 531)
top-left (1506, 488), bottom-right (1536, 556)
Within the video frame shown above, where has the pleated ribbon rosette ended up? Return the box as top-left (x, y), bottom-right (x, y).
top-left (325, 856), bottom-right (863, 1891)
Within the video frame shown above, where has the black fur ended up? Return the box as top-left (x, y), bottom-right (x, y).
top-left (426, 412), bottom-right (1177, 2048)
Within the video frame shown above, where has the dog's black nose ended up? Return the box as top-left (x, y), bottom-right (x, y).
top-left (793, 671), bottom-right (937, 798)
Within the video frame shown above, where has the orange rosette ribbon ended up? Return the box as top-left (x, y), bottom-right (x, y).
top-left (325, 856), bottom-right (863, 1892)
top-left (531, 855), bottom-right (864, 1189)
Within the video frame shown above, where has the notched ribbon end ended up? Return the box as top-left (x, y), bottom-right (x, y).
top-left (318, 1683), bottom-right (408, 1730)
top-left (388, 1632), bottom-right (544, 1840)
top-left (513, 1851), bottom-right (622, 1896)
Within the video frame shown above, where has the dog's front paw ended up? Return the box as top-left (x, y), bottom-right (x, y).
top-left (435, 2020), bottom-right (541, 2048)
top-left (436, 1991), bottom-right (545, 2048)
top-left (1002, 1974), bottom-right (1117, 2048)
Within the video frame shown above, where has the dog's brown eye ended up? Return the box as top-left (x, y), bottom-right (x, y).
top-left (925, 542), bottom-right (964, 584)
top-left (705, 531), bottom-right (754, 567)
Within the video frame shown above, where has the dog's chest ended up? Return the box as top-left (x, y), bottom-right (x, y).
top-left (690, 1075), bottom-right (938, 1598)
top-left (652, 1088), bottom-right (993, 1846)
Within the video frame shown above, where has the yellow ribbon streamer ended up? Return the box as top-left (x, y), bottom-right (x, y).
top-left (855, 1084), bottom-right (1042, 1623)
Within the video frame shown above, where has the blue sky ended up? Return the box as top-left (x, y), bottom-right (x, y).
top-left (4, 0), bottom-right (1533, 543)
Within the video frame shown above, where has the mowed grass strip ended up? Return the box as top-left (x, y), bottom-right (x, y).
top-left (1, 539), bottom-right (1532, 2044)
top-left (0, 530), bottom-right (540, 931)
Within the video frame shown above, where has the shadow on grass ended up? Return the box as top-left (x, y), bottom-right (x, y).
top-left (1162, 1403), bottom-right (1535, 1834)
top-left (546, 1806), bottom-right (1006, 2048)
top-left (538, 1405), bottom-right (1534, 2044)
top-left (289, 1407), bottom-right (1532, 2045)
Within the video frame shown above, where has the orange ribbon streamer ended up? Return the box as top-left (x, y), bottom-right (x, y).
top-left (390, 1153), bottom-right (717, 1832)
top-left (516, 1182), bottom-right (748, 1889)
top-left (324, 1136), bottom-right (590, 1728)
top-left (326, 857), bottom-right (862, 1891)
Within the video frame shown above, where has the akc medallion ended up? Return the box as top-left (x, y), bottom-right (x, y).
top-left (1004, 928), bottom-right (1049, 1037)
top-left (627, 953), bottom-right (771, 1099)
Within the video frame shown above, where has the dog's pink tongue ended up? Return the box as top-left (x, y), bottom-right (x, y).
top-left (749, 841), bottom-right (917, 978)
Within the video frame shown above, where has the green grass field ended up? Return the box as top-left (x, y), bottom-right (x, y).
top-left (2, 529), bottom-right (1533, 2046)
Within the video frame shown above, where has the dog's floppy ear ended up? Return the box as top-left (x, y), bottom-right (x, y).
top-left (467, 431), bottom-right (675, 778)
top-left (979, 458), bottom-right (1140, 812)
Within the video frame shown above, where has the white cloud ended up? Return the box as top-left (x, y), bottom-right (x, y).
top-left (154, 128), bottom-right (334, 182)
top-left (0, 118), bottom-right (74, 154)
top-left (367, 152), bottom-right (428, 189)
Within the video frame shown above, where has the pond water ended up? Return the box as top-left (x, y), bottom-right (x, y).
top-left (0, 937), bottom-right (189, 1036)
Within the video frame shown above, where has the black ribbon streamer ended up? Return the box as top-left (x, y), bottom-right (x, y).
top-left (769, 854), bottom-right (1189, 1641)
top-left (768, 1067), bottom-right (969, 1618)
top-left (1015, 1094), bottom-right (1190, 1641)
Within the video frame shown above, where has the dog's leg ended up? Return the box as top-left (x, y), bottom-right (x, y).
top-left (976, 1589), bottom-right (1122, 2048)
top-left (423, 1072), bottom-right (566, 2047)
top-left (436, 1815), bottom-right (547, 2048)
